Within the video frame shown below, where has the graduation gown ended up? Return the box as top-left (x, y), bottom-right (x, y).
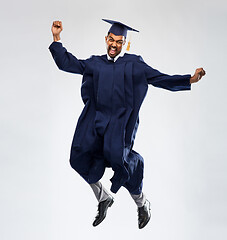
top-left (49, 42), bottom-right (191, 194)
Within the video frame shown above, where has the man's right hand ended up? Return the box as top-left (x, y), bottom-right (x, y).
top-left (51, 21), bottom-right (63, 41)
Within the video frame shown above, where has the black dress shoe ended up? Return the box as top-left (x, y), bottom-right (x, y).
top-left (138, 199), bottom-right (151, 229)
top-left (92, 196), bottom-right (114, 227)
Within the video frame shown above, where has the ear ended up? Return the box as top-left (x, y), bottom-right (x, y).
top-left (105, 36), bottom-right (108, 43)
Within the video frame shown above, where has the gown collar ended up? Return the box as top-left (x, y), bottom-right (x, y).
top-left (107, 50), bottom-right (125, 62)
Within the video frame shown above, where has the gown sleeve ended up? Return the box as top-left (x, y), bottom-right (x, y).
top-left (139, 57), bottom-right (191, 91)
top-left (49, 42), bottom-right (86, 75)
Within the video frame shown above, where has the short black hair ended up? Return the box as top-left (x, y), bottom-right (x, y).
top-left (106, 32), bottom-right (126, 40)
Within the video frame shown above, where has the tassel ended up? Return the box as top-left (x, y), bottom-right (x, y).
top-left (126, 41), bottom-right (131, 51)
top-left (126, 33), bottom-right (132, 51)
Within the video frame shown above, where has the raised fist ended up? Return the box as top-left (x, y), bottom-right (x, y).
top-left (51, 21), bottom-right (63, 37)
top-left (190, 68), bottom-right (206, 84)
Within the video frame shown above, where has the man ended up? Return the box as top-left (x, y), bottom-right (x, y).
top-left (49, 19), bottom-right (206, 229)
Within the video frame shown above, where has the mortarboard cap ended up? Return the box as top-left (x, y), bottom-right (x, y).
top-left (102, 19), bottom-right (139, 38)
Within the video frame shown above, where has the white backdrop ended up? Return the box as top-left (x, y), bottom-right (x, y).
top-left (1, 0), bottom-right (227, 239)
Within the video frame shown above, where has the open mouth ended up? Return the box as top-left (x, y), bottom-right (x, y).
top-left (109, 46), bottom-right (117, 55)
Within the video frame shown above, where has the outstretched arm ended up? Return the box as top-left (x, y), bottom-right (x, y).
top-left (49, 21), bottom-right (85, 75)
top-left (143, 62), bottom-right (191, 91)
top-left (141, 58), bottom-right (206, 91)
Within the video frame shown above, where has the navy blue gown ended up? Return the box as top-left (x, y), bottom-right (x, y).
top-left (49, 42), bottom-right (191, 194)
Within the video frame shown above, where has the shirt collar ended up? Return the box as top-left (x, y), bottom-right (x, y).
top-left (107, 50), bottom-right (125, 62)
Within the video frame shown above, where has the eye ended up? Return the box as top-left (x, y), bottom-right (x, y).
top-left (117, 41), bottom-right (123, 45)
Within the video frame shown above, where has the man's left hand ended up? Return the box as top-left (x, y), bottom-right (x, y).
top-left (190, 68), bottom-right (206, 84)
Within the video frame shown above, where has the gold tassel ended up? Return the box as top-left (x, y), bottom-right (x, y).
top-left (126, 33), bottom-right (132, 51)
top-left (126, 41), bottom-right (131, 51)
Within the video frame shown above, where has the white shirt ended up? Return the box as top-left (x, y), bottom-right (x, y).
top-left (107, 50), bottom-right (125, 62)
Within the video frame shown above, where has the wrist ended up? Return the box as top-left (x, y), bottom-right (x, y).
top-left (53, 35), bottom-right (61, 42)
top-left (190, 76), bottom-right (197, 84)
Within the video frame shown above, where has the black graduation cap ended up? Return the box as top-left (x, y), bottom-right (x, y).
top-left (102, 19), bottom-right (139, 38)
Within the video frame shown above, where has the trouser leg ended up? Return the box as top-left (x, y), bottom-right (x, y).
top-left (130, 192), bottom-right (146, 208)
top-left (90, 181), bottom-right (111, 202)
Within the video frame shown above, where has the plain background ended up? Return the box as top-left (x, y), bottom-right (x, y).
top-left (1, 0), bottom-right (227, 239)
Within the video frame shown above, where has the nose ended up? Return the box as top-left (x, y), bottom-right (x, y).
top-left (112, 41), bottom-right (117, 47)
